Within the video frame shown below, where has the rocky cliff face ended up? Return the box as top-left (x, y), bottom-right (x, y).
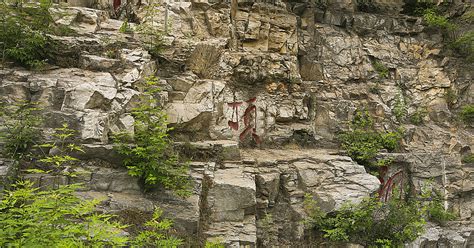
top-left (0, 0), bottom-right (473, 247)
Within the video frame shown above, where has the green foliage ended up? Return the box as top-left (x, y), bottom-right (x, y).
top-left (409, 108), bottom-right (427, 125)
top-left (368, 82), bottom-right (382, 95)
top-left (205, 240), bottom-right (226, 248)
top-left (119, 19), bottom-right (132, 33)
top-left (403, 0), bottom-right (436, 16)
top-left (0, 180), bottom-right (129, 247)
top-left (461, 154), bottom-right (474, 164)
top-left (339, 109), bottom-right (402, 166)
top-left (304, 193), bottom-right (426, 247)
top-left (131, 207), bottom-right (183, 247)
top-left (392, 93), bottom-right (407, 122)
top-left (425, 193), bottom-right (456, 225)
top-left (444, 88), bottom-right (457, 107)
top-left (114, 77), bottom-right (190, 196)
top-left (461, 10), bottom-right (474, 23)
top-left (423, 8), bottom-right (456, 30)
top-left (419, 182), bottom-right (457, 225)
top-left (257, 212), bottom-right (278, 247)
top-left (451, 31), bottom-right (474, 62)
top-left (372, 61), bottom-right (389, 79)
top-left (0, 180), bottom-right (184, 247)
top-left (459, 104), bottom-right (474, 124)
top-left (0, 1), bottom-right (54, 68)
top-left (135, 3), bottom-right (164, 57)
top-left (36, 123), bottom-right (84, 174)
top-left (0, 101), bottom-right (42, 159)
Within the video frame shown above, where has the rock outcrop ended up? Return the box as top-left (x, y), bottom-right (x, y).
top-left (0, 0), bottom-right (472, 247)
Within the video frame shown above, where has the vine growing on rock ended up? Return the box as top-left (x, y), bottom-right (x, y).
top-left (114, 77), bottom-right (191, 197)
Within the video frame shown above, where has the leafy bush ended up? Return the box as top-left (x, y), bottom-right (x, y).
top-left (451, 31), bottom-right (474, 62)
top-left (461, 10), bottom-right (474, 23)
top-left (131, 207), bottom-right (183, 247)
top-left (462, 154), bottom-right (474, 164)
top-left (402, 0), bottom-right (436, 16)
top-left (410, 108), bottom-right (427, 125)
top-left (423, 8), bottom-right (456, 30)
top-left (0, 180), bottom-right (128, 247)
top-left (426, 194), bottom-right (456, 225)
top-left (35, 123), bottom-right (84, 175)
top-left (119, 19), bottom-right (132, 33)
top-left (444, 88), bottom-right (457, 107)
top-left (372, 61), bottom-right (389, 79)
top-left (303, 193), bottom-right (426, 247)
top-left (0, 101), bottom-right (42, 159)
top-left (135, 3), bottom-right (164, 57)
top-left (339, 109), bottom-right (402, 166)
top-left (392, 93), bottom-right (407, 122)
top-left (459, 104), bottom-right (474, 124)
top-left (205, 240), bottom-right (226, 248)
top-left (114, 77), bottom-right (190, 196)
top-left (0, 180), bottom-right (184, 247)
top-left (0, 0), bottom-right (55, 68)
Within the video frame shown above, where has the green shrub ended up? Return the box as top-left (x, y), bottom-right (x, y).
top-left (459, 104), bottom-right (474, 124)
top-left (410, 108), bottom-right (427, 125)
top-left (339, 129), bottom-right (382, 165)
top-left (423, 8), bottom-right (456, 30)
top-left (0, 1), bottom-right (55, 68)
top-left (339, 109), bottom-right (402, 166)
top-left (135, 3), bottom-right (164, 57)
top-left (131, 207), bottom-right (183, 247)
top-left (35, 123), bottom-right (84, 175)
top-left (419, 182), bottom-right (457, 225)
top-left (0, 101), bottom-right (42, 159)
top-left (0, 180), bottom-right (183, 247)
top-left (0, 180), bottom-right (129, 247)
top-left (462, 154), bottom-right (474, 164)
top-left (114, 77), bottom-right (190, 196)
top-left (368, 82), bottom-right (382, 95)
top-left (303, 193), bottom-right (426, 247)
top-left (393, 93), bottom-right (407, 122)
top-left (119, 19), bottom-right (132, 33)
top-left (426, 195), bottom-right (456, 225)
top-left (444, 88), bottom-right (457, 107)
top-left (451, 31), bottom-right (474, 62)
top-left (372, 61), bottom-right (389, 79)
top-left (205, 240), bottom-right (226, 248)
top-left (402, 0), bottom-right (436, 16)
top-left (461, 10), bottom-right (474, 23)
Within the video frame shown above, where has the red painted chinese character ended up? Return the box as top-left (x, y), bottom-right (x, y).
top-left (378, 170), bottom-right (404, 202)
top-left (227, 101), bottom-right (242, 131)
top-left (239, 97), bottom-right (261, 144)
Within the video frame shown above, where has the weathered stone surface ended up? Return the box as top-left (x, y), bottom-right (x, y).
top-left (208, 168), bottom-right (256, 222)
top-left (1, 1), bottom-right (473, 247)
top-left (80, 54), bottom-right (120, 71)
